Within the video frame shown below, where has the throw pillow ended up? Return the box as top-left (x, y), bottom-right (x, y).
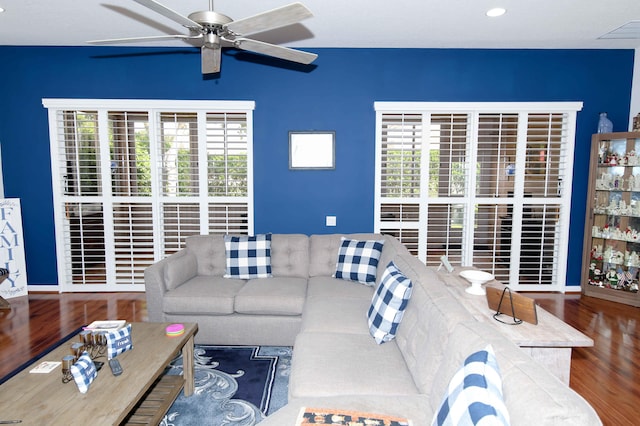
top-left (334, 237), bottom-right (384, 285)
top-left (70, 351), bottom-right (98, 394)
top-left (367, 261), bottom-right (413, 344)
top-left (224, 234), bottom-right (272, 279)
top-left (106, 323), bottom-right (133, 360)
top-left (432, 345), bottom-right (510, 426)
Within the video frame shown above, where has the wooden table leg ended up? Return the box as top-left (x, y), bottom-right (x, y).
top-left (0, 272), bottom-right (10, 310)
top-left (182, 334), bottom-right (195, 396)
top-left (0, 295), bottom-right (10, 310)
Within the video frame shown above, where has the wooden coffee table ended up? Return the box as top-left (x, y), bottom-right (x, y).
top-left (0, 322), bottom-right (198, 425)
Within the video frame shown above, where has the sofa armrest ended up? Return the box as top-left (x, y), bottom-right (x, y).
top-left (144, 250), bottom-right (197, 322)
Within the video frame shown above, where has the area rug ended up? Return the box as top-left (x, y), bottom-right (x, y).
top-left (161, 345), bottom-right (292, 426)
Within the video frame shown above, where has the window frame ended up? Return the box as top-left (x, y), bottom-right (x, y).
top-left (43, 99), bottom-right (255, 292)
top-left (374, 101), bottom-right (583, 292)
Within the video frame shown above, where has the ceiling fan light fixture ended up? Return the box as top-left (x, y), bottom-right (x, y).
top-left (486, 7), bottom-right (506, 18)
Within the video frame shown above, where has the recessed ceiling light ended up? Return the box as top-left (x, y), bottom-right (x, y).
top-left (486, 8), bottom-right (506, 17)
top-left (0, 7), bottom-right (5, 13)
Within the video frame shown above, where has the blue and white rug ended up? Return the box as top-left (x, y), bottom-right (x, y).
top-left (161, 346), bottom-right (292, 426)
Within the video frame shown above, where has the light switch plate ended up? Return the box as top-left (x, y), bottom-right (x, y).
top-left (326, 215), bottom-right (336, 226)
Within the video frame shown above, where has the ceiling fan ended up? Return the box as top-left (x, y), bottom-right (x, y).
top-left (88, 0), bottom-right (318, 74)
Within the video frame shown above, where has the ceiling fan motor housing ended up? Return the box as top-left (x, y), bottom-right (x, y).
top-left (189, 10), bottom-right (234, 45)
top-left (188, 10), bottom-right (232, 28)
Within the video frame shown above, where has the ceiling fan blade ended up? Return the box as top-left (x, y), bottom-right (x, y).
top-left (201, 46), bottom-right (221, 74)
top-left (235, 38), bottom-right (317, 64)
top-left (133, 0), bottom-right (203, 30)
top-left (226, 2), bottom-right (313, 36)
top-left (88, 34), bottom-right (202, 45)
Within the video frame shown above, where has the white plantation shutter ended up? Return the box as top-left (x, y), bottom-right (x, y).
top-left (112, 202), bottom-right (154, 284)
top-left (59, 111), bottom-right (102, 196)
top-left (66, 202), bottom-right (106, 285)
top-left (159, 112), bottom-right (200, 196)
top-left (44, 99), bottom-right (255, 291)
top-left (109, 112), bottom-right (151, 196)
top-left (161, 202), bottom-right (200, 256)
top-left (378, 113), bottom-right (422, 256)
top-left (428, 113), bottom-right (470, 197)
top-left (375, 102), bottom-right (581, 291)
top-left (209, 202), bottom-right (249, 234)
top-left (379, 113), bottom-right (422, 197)
top-left (207, 112), bottom-right (249, 196)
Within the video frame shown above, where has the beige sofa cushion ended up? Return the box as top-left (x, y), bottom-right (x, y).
top-left (308, 233), bottom-right (383, 277)
top-left (301, 295), bottom-right (372, 334)
top-left (163, 276), bottom-right (245, 315)
top-left (290, 332), bottom-right (419, 398)
top-left (164, 251), bottom-right (197, 291)
top-left (392, 254), bottom-right (476, 394)
top-left (235, 277), bottom-right (307, 315)
top-left (376, 235), bottom-right (412, 282)
top-left (306, 276), bottom-right (374, 300)
top-left (185, 235), bottom-right (226, 276)
top-left (270, 234), bottom-right (309, 277)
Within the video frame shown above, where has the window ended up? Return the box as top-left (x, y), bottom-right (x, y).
top-left (43, 99), bottom-right (255, 291)
top-left (375, 102), bottom-right (582, 291)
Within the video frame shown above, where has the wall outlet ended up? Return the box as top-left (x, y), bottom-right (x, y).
top-left (326, 215), bottom-right (337, 227)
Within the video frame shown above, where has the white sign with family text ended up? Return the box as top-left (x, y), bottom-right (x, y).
top-left (0, 198), bottom-right (28, 299)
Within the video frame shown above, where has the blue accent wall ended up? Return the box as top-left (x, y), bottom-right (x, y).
top-left (0, 46), bottom-right (634, 287)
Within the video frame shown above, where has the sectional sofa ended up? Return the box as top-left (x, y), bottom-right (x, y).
top-left (144, 233), bottom-right (602, 425)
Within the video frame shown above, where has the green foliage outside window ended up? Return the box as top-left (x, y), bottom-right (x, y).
top-left (208, 154), bottom-right (247, 196)
top-left (74, 113), bottom-right (100, 195)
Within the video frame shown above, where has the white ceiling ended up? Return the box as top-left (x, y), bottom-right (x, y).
top-left (2, 0), bottom-right (640, 50)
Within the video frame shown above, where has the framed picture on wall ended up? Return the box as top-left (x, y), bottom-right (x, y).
top-left (289, 131), bottom-right (335, 170)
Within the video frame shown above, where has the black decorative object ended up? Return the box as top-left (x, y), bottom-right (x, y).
top-left (492, 287), bottom-right (523, 325)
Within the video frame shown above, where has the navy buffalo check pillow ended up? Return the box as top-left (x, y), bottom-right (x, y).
top-left (224, 234), bottom-right (272, 279)
top-left (367, 261), bottom-right (413, 344)
top-left (432, 345), bottom-right (510, 426)
top-left (70, 351), bottom-right (98, 394)
top-left (106, 323), bottom-right (133, 360)
top-left (334, 237), bottom-right (384, 285)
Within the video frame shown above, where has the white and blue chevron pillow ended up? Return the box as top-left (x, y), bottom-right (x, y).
top-left (433, 345), bottom-right (510, 426)
top-left (367, 261), bottom-right (413, 344)
top-left (334, 237), bottom-right (384, 285)
top-left (70, 351), bottom-right (98, 394)
top-left (224, 234), bottom-right (272, 279)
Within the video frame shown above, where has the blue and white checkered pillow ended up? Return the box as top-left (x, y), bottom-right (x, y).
top-left (334, 237), bottom-right (384, 285)
top-left (432, 345), bottom-right (510, 426)
top-left (70, 351), bottom-right (98, 394)
top-left (224, 234), bottom-right (272, 279)
top-left (367, 261), bottom-right (413, 344)
top-left (106, 323), bottom-right (133, 360)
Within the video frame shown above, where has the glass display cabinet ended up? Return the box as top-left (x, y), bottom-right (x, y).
top-left (582, 131), bottom-right (640, 306)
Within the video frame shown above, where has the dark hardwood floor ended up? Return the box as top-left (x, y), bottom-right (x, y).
top-left (0, 292), bottom-right (147, 380)
top-left (528, 292), bottom-right (640, 426)
top-left (0, 291), bottom-right (638, 425)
